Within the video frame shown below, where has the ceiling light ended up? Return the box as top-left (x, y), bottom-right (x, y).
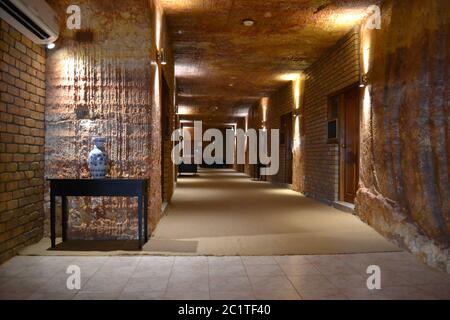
top-left (47, 42), bottom-right (55, 49)
top-left (242, 19), bottom-right (255, 27)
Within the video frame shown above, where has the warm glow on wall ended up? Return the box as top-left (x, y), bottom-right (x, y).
top-left (177, 105), bottom-right (191, 115)
top-left (293, 73), bottom-right (303, 110)
top-left (279, 73), bottom-right (300, 81)
top-left (362, 85), bottom-right (371, 125)
top-left (333, 9), bottom-right (366, 26)
top-left (362, 31), bottom-right (371, 74)
top-left (293, 115), bottom-right (301, 151)
top-left (175, 63), bottom-right (204, 78)
top-left (261, 97), bottom-right (268, 123)
top-left (155, 5), bottom-right (162, 50)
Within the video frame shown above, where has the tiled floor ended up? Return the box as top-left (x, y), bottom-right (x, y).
top-left (0, 252), bottom-right (449, 300)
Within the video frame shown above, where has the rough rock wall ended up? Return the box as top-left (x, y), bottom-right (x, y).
top-left (0, 20), bottom-right (46, 263)
top-left (45, 0), bottom-right (172, 239)
top-left (356, 0), bottom-right (449, 272)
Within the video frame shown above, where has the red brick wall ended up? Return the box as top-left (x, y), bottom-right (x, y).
top-left (303, 28), bottom-right (360, 203)
top-left (0, 20), bottom-right (46, 263)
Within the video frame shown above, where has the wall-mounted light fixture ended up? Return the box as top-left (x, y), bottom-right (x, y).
top-left (292, 108), bottom-right (301, 118)
top-left (157, 48), bottom-right (167, 65)
top-left (359, 73), bottom-right (369, 87)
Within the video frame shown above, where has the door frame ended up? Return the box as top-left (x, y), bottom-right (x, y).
top-left (328, 83), bottom-right (361, 203)
top-left (339, 83), bottom-right (360, 203)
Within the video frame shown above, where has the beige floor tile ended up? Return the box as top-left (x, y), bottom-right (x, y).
top-left (209, 263), bottom-right (247, 277)
top-left (325, 274), bottom-right (367, 289)
top-left (28, 291), bottom-right (77, 300)
top-left (73, 292), bottom-right (121, 300)
top-left (174, 256), bottom-right (208, 267)
top-left (0, 276), bottom-right (49, 294)
top-left (164, 290), bottom-right (210, 300)
top-left (210, 291), bottom-right (256, 300)
top-left (0, 291), bottom-right (34, 300)
top-left (249, 275), bottom-right (296, 292)
top-left (133, 264), bottom-right (172, 278)
top-left (341, 287), bottom-right (388, 300)
top-left (36, 274), bottom-right (90, 293)
top-left (245, 264), bottom-right (284, 277)
top-left (81, 275), bottom-right (130, 293)
top-left (209, 276), bottom-right (252, 292)
top-left (418, 284), bottom-right (450, 300)
top-left (381, 286), bottom-right (437, 300)
top-left (255, 290), bottom-right (301, 300)
top-left (167, 273), bottom-right (209, 292)
top-left (279, 263), bottom-right (321, 276)
top-left (400, 270), bottom-right (450, 286)
top-left (123, 276), bottom-right (169, 292)
top-left (242, 256), bottom-right (277, 265)
top-left (288, 274), bottom-right (337, 291)
top-left (119, 291), bottom-right (166, 300)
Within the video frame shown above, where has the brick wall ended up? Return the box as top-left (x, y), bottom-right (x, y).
top-left (303, 28), bottom-right (360, 203)
top-left (0, 20), bottom-right (45, 263)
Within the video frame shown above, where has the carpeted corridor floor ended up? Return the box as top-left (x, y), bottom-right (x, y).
top-left (147, 168), bottom-right (399, 255)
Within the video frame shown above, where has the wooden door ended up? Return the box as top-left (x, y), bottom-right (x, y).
top-left (280, 112), bottom-right (293, 184)
top-left (339, 86), bottom-right (360, 203)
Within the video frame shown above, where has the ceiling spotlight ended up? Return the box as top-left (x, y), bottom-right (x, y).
top-left (242, 19), bottom-right (255, 27)
top-left (47, 42), bottom-right (55, 49)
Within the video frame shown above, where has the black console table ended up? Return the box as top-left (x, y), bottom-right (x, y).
top-left (48, 179), bottom-right (149, 249)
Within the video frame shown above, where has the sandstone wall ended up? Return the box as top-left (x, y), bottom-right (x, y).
top-left (0, 20), bottom-right (46, 263)
top-left (45, 0), bottom-right (174, 239)
top-left (356, 0), bottom-right (449, 272)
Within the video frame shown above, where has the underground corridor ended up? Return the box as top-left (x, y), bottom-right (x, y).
top-left (0, 0), bottom-right (449, 302)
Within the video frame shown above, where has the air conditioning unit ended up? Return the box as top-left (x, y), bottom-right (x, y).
top-left (0, 0), bottom-right (59, 45)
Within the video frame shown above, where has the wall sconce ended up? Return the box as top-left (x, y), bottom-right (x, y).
top-left (359, 73), bottom-right (369, 87)
top-left (157, 48), bottom-right (167, 65)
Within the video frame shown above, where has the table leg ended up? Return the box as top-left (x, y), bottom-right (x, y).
top-left (144, 192), bottom-right (148, 242)
top-left (138, 195), bottom-right (142, 250)
top-left (50, 192), bottom-right (56, 248)
top-left (61, 196), bottom-right (68, 242)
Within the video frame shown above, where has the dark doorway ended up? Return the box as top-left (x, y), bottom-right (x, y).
top-left (161, 74), bottom-right (170, 203)
top-left (280, 112), bottom-right (293, 184)
top-left (337, 85), bottom-right (360, 203)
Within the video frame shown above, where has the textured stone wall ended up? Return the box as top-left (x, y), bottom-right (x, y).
top-left (45, 0), bottom-right (174, 239)
top-left (303, 29), bottom-right (360, 203)
top-left (356, 0), bottom-right (449, 272)
top-left (0, 20), bottom-right (45, 262)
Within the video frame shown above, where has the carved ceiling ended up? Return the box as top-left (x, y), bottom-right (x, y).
top-left (159, 0), bottom-right (377, 122)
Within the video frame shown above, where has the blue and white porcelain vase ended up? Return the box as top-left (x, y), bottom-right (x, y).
top-left (88, 137), bottom-right (108, 179)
